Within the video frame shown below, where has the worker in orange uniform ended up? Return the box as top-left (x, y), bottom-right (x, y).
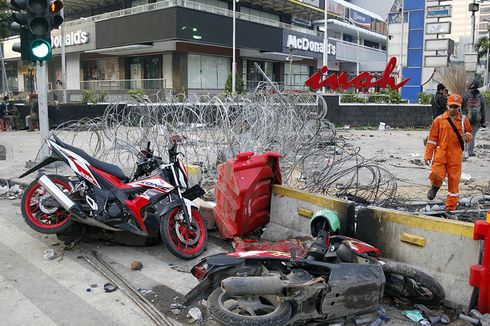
top-left (424, 94), bottom-right (473, 211)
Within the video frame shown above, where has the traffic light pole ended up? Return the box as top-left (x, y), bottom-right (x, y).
top-left (37, 62), bottom-right (50, 158)
top-left (60, 8), bottom-right (67, 102)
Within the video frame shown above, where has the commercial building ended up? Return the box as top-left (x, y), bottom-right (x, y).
top-left (1, 0), bottom-right (389, 100)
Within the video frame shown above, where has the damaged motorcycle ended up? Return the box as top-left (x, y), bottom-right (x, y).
top-left (184, 209), bottom-right (445, 325)
top-left (19, 135), bottom-right (207, 259)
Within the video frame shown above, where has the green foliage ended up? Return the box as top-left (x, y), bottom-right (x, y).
top-left (128, 89), bottom-right (145, 96)
top-left (475, 36), bottom-right (490, 63)
top-left (224, 73), bottom-right (244, 94)
top-left (82, 89), bottom-right (108, 105)
top-left (380, 87), bottom-right (402, 104)
top-left (340, 91), bottom-right (365, 103)
top-left (0, 0), bottom-right (14, 40)
top-left (418, 92), bottom-right (432, 105)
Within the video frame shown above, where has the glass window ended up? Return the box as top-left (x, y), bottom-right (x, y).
top-left (240, 6), bottom-right (279, 22)
top-left (285, 64), bottom-right (311, 89)
top-left (187, 54), bottom-right (231, 89)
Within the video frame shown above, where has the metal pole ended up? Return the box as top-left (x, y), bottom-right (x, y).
top-left (355, 24), bottom-right (360, 75)
top-left (60, 8), bottom-right (67, 102)
top-left (232, 0), bottom-right (236, 94)
top-left (399, 0), bottom-right (405, 82)
top-left (288, 46), bottom-right (293, 88)
top-left (0, 46), bottom-right (9, 96)
top-left (486, 30), bottom-right (490, 87)
top-left (37, 62), bottom-right (50, 158)
top-left (471, 0), bottom-right (476, 53)
top-left (323, 0), bottom-right (328, 68)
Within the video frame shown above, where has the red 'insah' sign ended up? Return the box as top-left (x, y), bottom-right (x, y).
top-left (305, 57), bottom-right (410, 91)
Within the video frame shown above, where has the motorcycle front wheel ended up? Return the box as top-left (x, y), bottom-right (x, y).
top-left (21, 174), bottom-right (76, 234)
top-left (383, 262), bottom-right (445, 306)
top-left (207, 287), bottom-right (292, 326)
top-left (160, 206), bottom-right (207, 260)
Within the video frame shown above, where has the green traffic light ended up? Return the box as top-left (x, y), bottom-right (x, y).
top-left (31, 38), bottom-right (51, 61)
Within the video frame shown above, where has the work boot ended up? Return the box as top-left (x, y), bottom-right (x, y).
top-left (427, 186), bottom-right (440, 200)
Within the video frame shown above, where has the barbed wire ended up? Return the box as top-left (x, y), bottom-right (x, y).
top-left (51, 91), bottom-right (398, 206)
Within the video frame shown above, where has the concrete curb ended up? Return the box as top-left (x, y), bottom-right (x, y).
top-left (356, 206), bottom-right (477, 308)
top-left (263, 185), bottom-right (355, 241)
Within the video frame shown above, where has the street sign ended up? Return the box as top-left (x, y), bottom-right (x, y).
top-left (425, 39), bottom-right (451, 51)
top-left (425, 56), bottom-right (448, 67)
top-left (426, 22), bottom-right (451, 34)
top-left (427, 5), bottom-right (452, 18)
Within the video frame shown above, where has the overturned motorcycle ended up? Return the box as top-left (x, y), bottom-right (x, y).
top-left (184, 210), bottom-right (445, 325)
top-left (19, 135), bottom-right (207, 259)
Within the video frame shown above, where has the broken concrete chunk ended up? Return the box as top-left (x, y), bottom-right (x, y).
top-left (187, 307), bottom-right (202, 323)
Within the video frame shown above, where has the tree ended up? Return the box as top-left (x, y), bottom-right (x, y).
top-left (224, 73), bottom-right (245, 94)
top-left (475, 35), bottom-right (490, 64)
top-left (0, 0), bottom-right (14, 40)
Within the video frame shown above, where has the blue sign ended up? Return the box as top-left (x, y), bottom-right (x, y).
top-left (427, 5), bottom-right (451, 18)
top-left (349, 9), bottom-right (372, 27)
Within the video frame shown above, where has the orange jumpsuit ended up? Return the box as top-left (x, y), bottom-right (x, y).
top-left (425, 111), bottom-right (473, 210)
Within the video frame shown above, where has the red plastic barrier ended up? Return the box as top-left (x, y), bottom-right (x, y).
top-left (470, 210), bottom-right (490, 313)
top-left (214, 151), bottom-right (282, 239)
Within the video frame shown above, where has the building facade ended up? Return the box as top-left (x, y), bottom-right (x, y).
top-left (1, 0), bottom-right (389, 99)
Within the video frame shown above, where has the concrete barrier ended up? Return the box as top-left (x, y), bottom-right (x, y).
top-left (262, 185), bottom-right (355, 241)
top-left (356, 207), bottom-right (478, 308)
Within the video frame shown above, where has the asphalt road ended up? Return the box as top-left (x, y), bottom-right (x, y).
top-left (0, 198), bottom-right (422, 326)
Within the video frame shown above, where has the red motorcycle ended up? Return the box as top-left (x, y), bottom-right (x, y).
top-left (184, 212), bottom-right (445, 325)
top-left (19, 135), bottom-right (207, 259)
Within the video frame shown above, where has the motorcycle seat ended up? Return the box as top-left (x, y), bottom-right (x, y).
top-left (53, 136), bottom-right (128, 181)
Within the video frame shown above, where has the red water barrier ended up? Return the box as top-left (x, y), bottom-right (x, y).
top-left (214, 151), bottom-right (282, 239)
top-left (470, 210), bottom-right (490, 313)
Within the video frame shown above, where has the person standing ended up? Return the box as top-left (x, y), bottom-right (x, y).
top-left (431, 83), bottom-right (447, 119)
top-left (462, 80), bottom-right (486, 157)
top-left (425, 94), bottom-right (473, 212)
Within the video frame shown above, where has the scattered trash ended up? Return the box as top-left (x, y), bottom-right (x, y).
top-left (86, 288), bottom-right (92, 292)
top-left (459, 313), bottom-right (479, 325)
top-left (470, 309), bottom-right (483, 320)
top-left (378, 306), bottom-right (390, 322)
top-left (42, 249), bottom-right (57, 260)
top-left (137, 288), bottom-right (152, 295)
top-left (355, 314), bottom-right (375, 325)
top-left (169, 263), bottom-right (187, 273)
top-left (0, 186), bottom-right (8, 196)
top-left (187, 307), bottom-right (203, 323)
top-left (429, 314), bottom-right (451, 324)
top-left (8, 196), bottom-right (16, 200)
top-left (90, 284), bottom-right (98, 288)
top-left (410, 159), bottom-right (424, 166)
top-left (104, 283), bottom-right (118, 293)
top-left (130, 260), bottom-right (143, 271)
top-left (378, 122), bottom-right (386, 131)
top-left (461, 173), bottom-right (472, 181)
top-left (9, 185), bottom-right (21, 194)
top-left (402, 310), bottom-right (425, 323)
top-left (170, 303), bottom-right (182, 315)
top-left (343, 125), bottom-right (351, 130)
top-left (481, 314), bottom-right (490, 326)
top-left (409, 153), bottom-right (421, 157)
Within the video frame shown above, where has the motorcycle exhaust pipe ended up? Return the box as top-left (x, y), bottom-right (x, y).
top-left (221, 276), bottom-right (327, 296)
top-left (38, 175), bottom-right (76, 212)
top-left (221, 276), bottom-right (285, 296)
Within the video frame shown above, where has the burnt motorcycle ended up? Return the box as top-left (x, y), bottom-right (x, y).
top-left (19, 135), bottom-right (207, 259)
top-left (184, 209), bottom-right (445, 325)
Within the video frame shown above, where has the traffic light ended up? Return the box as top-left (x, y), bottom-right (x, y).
top-left (10, 0), bottom-right (57, 62)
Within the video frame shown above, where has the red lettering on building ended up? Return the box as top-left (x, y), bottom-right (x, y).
top-left (305, 57), bottom-right (410, 92)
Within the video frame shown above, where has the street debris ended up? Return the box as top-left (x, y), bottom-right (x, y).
top-left (130, 260), bottom-right (143, 271)
top-left (402, 310), bottom-right (426, 323)
top-left (187, 307), bottom-right (202, 323)
top-left (170, 303), bottom-right (182, 315)
top-left (459, 313), bottom-right (480, 325)
top-left (90, 283), bottom-right (98, 288)
top-left (168, 263), bottom-right (188, 273)
top-left (461, 173), bottom-right (472, 181)
top-left (42, 249), bottom-right (58, 260)
top-left (104, 282), bottom-right (118, 293)
top-left (137, 288), bottom-right (153, 295)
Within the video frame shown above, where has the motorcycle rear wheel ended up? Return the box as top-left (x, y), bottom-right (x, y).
top-left (207, 287), bottom-right (292, 326)
top-left (160, 207), bottom-right (207, 260)
top-left (21, 174), bottom-right (75, 234)
top-left (383, 262), bottom-right (445, 306)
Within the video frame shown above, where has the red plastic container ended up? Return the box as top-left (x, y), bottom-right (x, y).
top-left (470, 210), bottom-right (490, 313)
top-left (214, 151), bottom-right (282, 239)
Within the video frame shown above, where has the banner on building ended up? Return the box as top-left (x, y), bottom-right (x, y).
top-left (349, 9), bottom-right (372, 28)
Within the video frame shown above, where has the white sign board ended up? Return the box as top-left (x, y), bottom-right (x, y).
top-left (426, 22), bottom-right (451, 34)
top-left (425, 39), bottom-right (450, 51)
top-left (425, 56), bottom-right (448, 67)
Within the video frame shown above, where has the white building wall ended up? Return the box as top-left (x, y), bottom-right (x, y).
top-left (162, 53), bottom-right (173, 90)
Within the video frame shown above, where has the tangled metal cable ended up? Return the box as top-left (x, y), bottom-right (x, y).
top-left (52, 90), bottom-right (398, 206)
